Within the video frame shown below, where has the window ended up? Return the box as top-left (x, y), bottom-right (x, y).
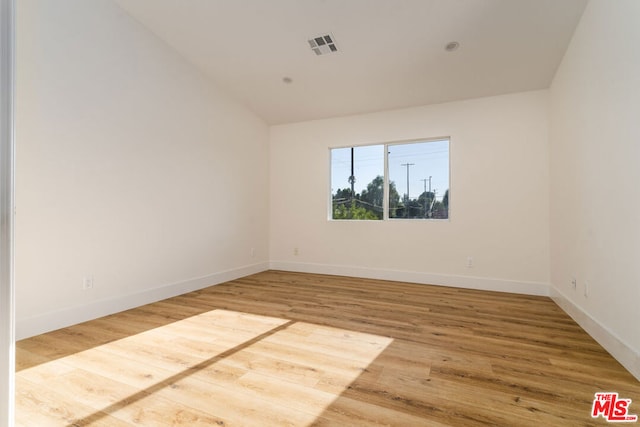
top-left (330, 138), bottom-right (449, 220)
top-left (331, 144), bottom-right (384, 220)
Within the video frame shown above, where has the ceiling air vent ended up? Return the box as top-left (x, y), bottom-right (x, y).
top-left (308, 34), bottom-right (338, 56)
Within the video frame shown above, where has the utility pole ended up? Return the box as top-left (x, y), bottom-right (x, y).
top-left (420, 176), bottom-right (432, 217)
top-left (419, 176), bottom-right (432, 194)
top-left (401, 163), bottom-right (414, 217)
top-left (430, 189), bottom-right (438, 218)
top-left (348, 147), bottom-right (355, 202)
top-left (429, 177), bottom-right (432, 216)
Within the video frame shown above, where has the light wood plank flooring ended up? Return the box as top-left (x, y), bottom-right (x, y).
top-left (16, 270), bottom-right (640, 426)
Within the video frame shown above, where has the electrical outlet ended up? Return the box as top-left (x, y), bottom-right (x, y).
top-left (294, 247), bottom-right (299, 256)
top-left (250, 247), bottom-right (255, 258)
top-left (82, 276), bottom-right (94, 290)
top-left (466, 256), bottom-right (473, 268)
top-left (571, 276), bottom-right (577, 290)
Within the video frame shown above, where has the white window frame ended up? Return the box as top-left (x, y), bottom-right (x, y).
top-left (329, 137), bottom-right (450, 221)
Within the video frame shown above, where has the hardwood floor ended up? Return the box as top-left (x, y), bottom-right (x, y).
top-left (15, 270), bottom-right (640, 426)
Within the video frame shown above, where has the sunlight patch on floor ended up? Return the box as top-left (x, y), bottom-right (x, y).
top-left (16, 309), bottom-right (393, 426)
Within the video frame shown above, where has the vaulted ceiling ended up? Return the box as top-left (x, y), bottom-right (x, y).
top-left (115, 0), bottom-right (588, 125)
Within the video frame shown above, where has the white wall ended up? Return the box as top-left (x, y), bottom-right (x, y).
top-left (15, 0), bottom-right (270, 338)
top-left (270, 91), bottom-right (550, 295)
top-left (549, 0), bottom-right (640, 378)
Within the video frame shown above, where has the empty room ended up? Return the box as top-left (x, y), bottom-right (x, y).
top-left (1, 0), bottom-right (639, 425)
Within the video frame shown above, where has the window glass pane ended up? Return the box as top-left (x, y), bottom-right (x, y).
top-left (331, 145), bottom-right (384, 220)
top-left (388, 139), bottom-right (449, 219)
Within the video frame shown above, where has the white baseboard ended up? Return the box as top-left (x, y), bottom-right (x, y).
top-left (550, 286), bottom-right (640, 381)
top-left (269, 261), bottom-right (550, 296)
top-left (271, 261), bottom-right (639, 380)
top-left (16, 262), bottom-right (269, 340)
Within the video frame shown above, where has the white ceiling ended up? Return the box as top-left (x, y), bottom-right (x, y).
top-left (114, 0), bottom-right (588, 125)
